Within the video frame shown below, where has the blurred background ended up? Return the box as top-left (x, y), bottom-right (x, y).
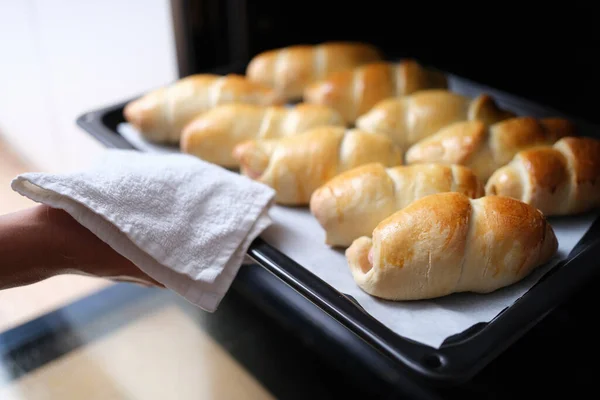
top-left (0, 0), bottom-right (178, 172)
top-left (1, 1), bottom-right (599, 399)
top-left (0, 0), bottom-right (178, 356)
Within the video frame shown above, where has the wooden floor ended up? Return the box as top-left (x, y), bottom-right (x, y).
top-left (0, 138), bottom-right (111, 332)
top-left (0, 305), bottom-right (275, 400)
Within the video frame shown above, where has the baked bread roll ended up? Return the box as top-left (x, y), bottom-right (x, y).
top-left (310, 163), bottom-right (484, 247)
top-left (303, 60), bottom-right (448, 124)
top-left (123, 74), bottom-right (283, 143)
top-left (405, 117), bottom-right (576, 182)
top-left (232, 126), bottom-right (403, 205)
top-left (486, 136), bottom-right (600, 216)
top-left (180, 103), bottom-right (345, 167)
top-left (355, 90), bottom-right (515, 148)
top-left (246, 42), bottom-right (383, 101)
top-left (346, 192), bottom-right (558, 301)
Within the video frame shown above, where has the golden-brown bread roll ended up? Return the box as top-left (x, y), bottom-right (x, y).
top-left (232, 126), bottom-right (403, 205)
top-left (123, 74), bottom-right (283, 143)
top-left (485, 136), bottom-right (600, 216)
top-left (246, 42), bottom-right (383, 101)
top-left (346, 192), bottom-right (558, 301)
top-left (310, 163), bottom-right (484, 247)
top-left (180, 103), bottom-right (345, 168)
top-left (303, 60), bottom-right (448, 124)
top-left (405, 117), bottom-right (576, 183)
top-left (356, 90), bottom-right (515, 148)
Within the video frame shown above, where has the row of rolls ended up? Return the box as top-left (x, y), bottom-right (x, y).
top-left (123, 41), bottom-right (600, 302)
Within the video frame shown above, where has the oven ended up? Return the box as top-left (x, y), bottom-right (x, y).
top-left (77, 1), bottom-right (600, 397)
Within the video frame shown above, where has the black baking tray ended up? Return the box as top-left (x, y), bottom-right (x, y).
top-left (76, 61), bottom-right (600, 387)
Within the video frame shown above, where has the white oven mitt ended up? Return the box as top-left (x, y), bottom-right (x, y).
top-left (11, 149), bottom-right (275, 312)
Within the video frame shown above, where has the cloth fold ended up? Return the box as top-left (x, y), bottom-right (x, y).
top-left (11, 149), bottom-right (275, 312)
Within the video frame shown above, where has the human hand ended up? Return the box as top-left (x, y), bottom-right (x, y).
top-left (0, 205), bottom-right (163, 290)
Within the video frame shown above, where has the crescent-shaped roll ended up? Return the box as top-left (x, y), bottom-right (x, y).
top-left (485, 136), bottom-right (600, 216)
top-left (405, 117), bottom-right (576, 183)
top-left (246, 41), bottom-right (383, 101)
top-left (232, 126), bottom-right (403, 205)
top-left (303, 60), bottom-right (448, 124)
top-left (310, 163), bottom-right (485, 247)
top-left (123, 74), bottom-right (284, 143)
top-left (346, 193), bottom-right (558, 301)
top-left (180, 103), bottom-right (345, 167)
top-left (355, 90), bottom-right (516, 148)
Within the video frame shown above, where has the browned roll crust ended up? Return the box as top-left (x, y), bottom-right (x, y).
top-left (486, 136), bottom-right (600, 215)
top-left (232, 126), bottom-right (403, 205)
top-left (310, 162), bottom-right (485, 247)
top-left (180, 103), bottom-right (345, 167)
top-left (303, 60), bottom-right (448, 124)
top-left (246, 42), bottom-right (383, 101)
top-left (405, 117), bottom-right (576, 183)
top-left (355, 90), bottom-right (515, 148)
top-left (123, 74), bottom-right (283, 143)
top-left (346, 193), bottom-right (558, 301)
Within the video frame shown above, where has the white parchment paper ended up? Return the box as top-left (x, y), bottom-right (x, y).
top-left (118, 121), bottom-right (598, 349)
top-left (262, 205), bottom-right (597, 348)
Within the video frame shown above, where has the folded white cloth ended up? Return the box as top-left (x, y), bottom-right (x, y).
top-left (11, 149), bottom-right (275, 312)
